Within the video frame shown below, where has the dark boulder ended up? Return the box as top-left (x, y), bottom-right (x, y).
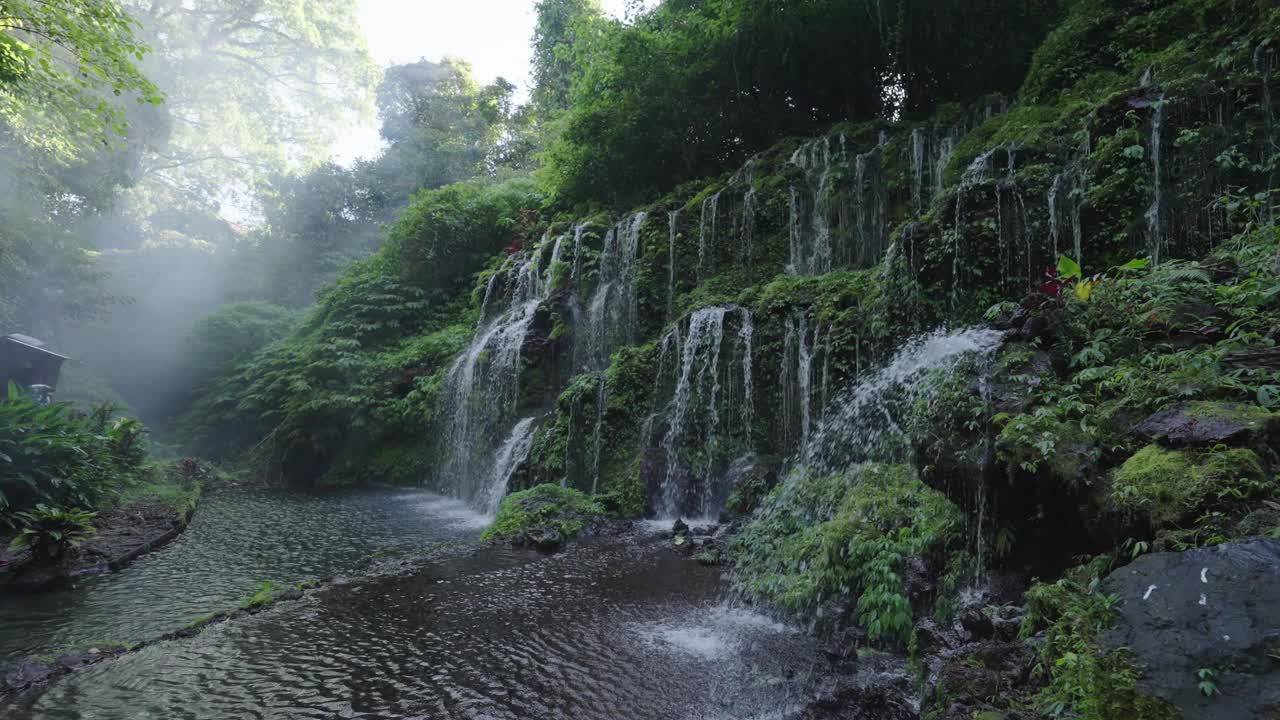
top-left (1101, 538), bottom-right (1280, 720)
top-left (801, 655), bottom-right (917, 720)
top-left (1133, 401), bottom-right (1278, 448)
top-left (518, 526), bottom-right (565, 551)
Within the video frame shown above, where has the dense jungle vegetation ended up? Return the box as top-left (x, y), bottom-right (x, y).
top-left (2, 0), bottom-right (1278, 717)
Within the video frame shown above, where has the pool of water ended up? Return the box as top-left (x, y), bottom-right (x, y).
top-left (1, 489), bottom-right (832, 719)
top-left (0, 487), bottom-right (489, 663)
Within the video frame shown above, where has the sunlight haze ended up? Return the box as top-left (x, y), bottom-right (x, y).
top-left (336, 0), bottom-right (637, 163)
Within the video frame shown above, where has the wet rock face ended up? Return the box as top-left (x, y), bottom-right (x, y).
top-left (1101, 538), bottom-right (1280, 720)
top-left (1133, 401), bottom-right (1279, 447)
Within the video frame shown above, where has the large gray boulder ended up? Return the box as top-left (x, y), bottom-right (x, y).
top-left (1102, 538), bottom-right (1280, 719)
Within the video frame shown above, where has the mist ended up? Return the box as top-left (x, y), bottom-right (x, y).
top-left (1, 0), bottom-right (529, 437)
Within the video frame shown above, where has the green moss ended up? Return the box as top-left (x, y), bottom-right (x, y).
top-left (1112, 446), bottom-right (1271, 529)
top-left (1184, 400), bottom-right (1278, 428)
top-left (731, 464), bottom-right (966, 644)
top-left (184, 612), bottom-right (221, 630)
top-left (481, 484), bottom-right (607, 542)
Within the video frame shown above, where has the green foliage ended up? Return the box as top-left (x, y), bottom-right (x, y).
top-left (481, 484), bottom-right (606, 542)
top-left (186, 302), bottom-right (297, 387)
top-left (0, 0), bottom-right (162, 163)
top-left (235, 578), bottom-right (316, 610)
top-left (7, 504), bottom-right (97, 562)
top-left (731, 464), bottom-right (966, 645)
top-left (543, 0), bottom-right (1059, 204)
top-left (1021, 573), bottom-right (1179, 719)
top-left (1, 381), bottom-right (150, 516)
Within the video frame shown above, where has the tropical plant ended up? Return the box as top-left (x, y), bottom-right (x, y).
top-left (1, 381), bottom-right (150, 516)
top-left (7, 504), bottom-right (98, 562)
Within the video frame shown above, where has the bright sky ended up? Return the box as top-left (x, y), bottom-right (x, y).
top-left (334, 0), bottom-right (637, 164)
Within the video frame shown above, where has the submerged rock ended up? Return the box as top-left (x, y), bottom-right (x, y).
top-left (1133, 401), bottom-right (1278, 448)
top-left (1101, 538), bottom-right (1280, 720)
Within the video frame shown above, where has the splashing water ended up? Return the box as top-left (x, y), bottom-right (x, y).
top-left (800, 327), bottom-right (1006, 474)
top-left (476, 417), bottom-right (538, 516)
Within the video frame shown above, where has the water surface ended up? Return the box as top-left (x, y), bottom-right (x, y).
top-left (1, 490), bottom-right (831, 719)
top-left (0, 488), bottom-right (487, 662)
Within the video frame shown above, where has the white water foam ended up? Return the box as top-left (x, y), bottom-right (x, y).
top-left (636, 605), bottom-right (794, 660)
top-left (412, 493), bottom-right (493, 530)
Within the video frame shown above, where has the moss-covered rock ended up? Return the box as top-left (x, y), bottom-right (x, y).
top-left (1111, 445), bottom-right (1272, 529)
top-left (481, 484), bottom-right (607, 549)
top-left (1133, 401), bottom-right (1280, 448)
top-left (731, 464), bottom-right (966, 645)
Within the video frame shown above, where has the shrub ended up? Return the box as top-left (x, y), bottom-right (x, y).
top-left (7, 504), bottom-right (98, 563)
top-left (731, 464), bottom-right (966, 644)
top-left (1, 382), bottom-right (150, 516)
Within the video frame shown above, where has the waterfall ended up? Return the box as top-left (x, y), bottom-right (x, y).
top-left (788, 136), bottom-right (837, 276)
top-left (476, 417), bottom-right (538, 516)
top-left (652, 306), bottom-right (755, 519)
top-left (1146, 98), bottom-right (1166, 264)
top-left (697, 192), bottom-right (721, 282)
top-left (994, 144), bottom-right (1033, 288)
top-left (951, 149), bottom-right (997, 304)
top-left (781, 314), bottom-right (820, 450)
top-left (800, 327), bottom-right (1006, 474)
top-left (438, 248), bottom-right (550, 507)
top-left (589, 379), bottom-right (607, 494)
top-left (851, 147), bottom-right (888, 268)
top-left (476, 273), bottom-right (500, 328)
top-left (667, 210), bottom-right (679, 321)
top-left (570, 224), bottom-right (586, 297)
top-left (578, 213), bottom-right (647, 371)
top-left (788, 134), bottom-right (890, 275)
top-left (1048, 162), bottom-right (1086, 266)
top-left (738, 187), bottom-right (756, 279)
top-left (911, 128), bottom-right (958, 216)
top-left (1258, 42), bottom-right (1277, 226)
top-left (911, 128), bottom-right (927, 215)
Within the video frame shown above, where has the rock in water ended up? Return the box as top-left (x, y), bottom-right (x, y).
top-left (1101, 538), bottom-right (1280, 719)
top-left (1133, 401), bottom-right (1278, 447)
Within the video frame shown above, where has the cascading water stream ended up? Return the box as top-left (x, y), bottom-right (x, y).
top-left (696, 191), bottom-right (721, 282)
top-left (476, 417), bottom-right (538, 516)
top-left (437, 247), bottom-right (549, 509)
top-left (799, 327), bottom-right (1006, 474)
top-left (651, 306), bottom-right (755, 520)
top-left (667, 210), bottom-right (679, 321)
top-left (578, 213), bottom-right (647, 372)
top-left (1147, 97), bottom-right (1166, 264)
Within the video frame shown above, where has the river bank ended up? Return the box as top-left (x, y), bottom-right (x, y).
top-left (0, 461), bottom-right (210, 589)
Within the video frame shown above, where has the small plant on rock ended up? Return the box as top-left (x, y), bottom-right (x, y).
top-left (7, 505), bottom-right (98, 563)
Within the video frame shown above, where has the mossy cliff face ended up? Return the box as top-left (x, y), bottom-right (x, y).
top-left (184, 2), bottom-right (1278, 717)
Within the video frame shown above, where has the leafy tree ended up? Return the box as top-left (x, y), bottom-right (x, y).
top-left (366, 58), bottom-right (518, 204)
top-left (0, 0), bottom-right (162, 163)
top-left (530, 0), bottom-right (603, 114)
top-left (544, 0), bottom-right (1061, 204)
top-left (123, 0), bottom-right (379, 207)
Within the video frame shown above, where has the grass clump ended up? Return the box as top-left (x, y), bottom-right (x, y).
top-left (730, 463), bottom-right (966, 645)
top-left (481, 484), bottom-right (606, 543)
